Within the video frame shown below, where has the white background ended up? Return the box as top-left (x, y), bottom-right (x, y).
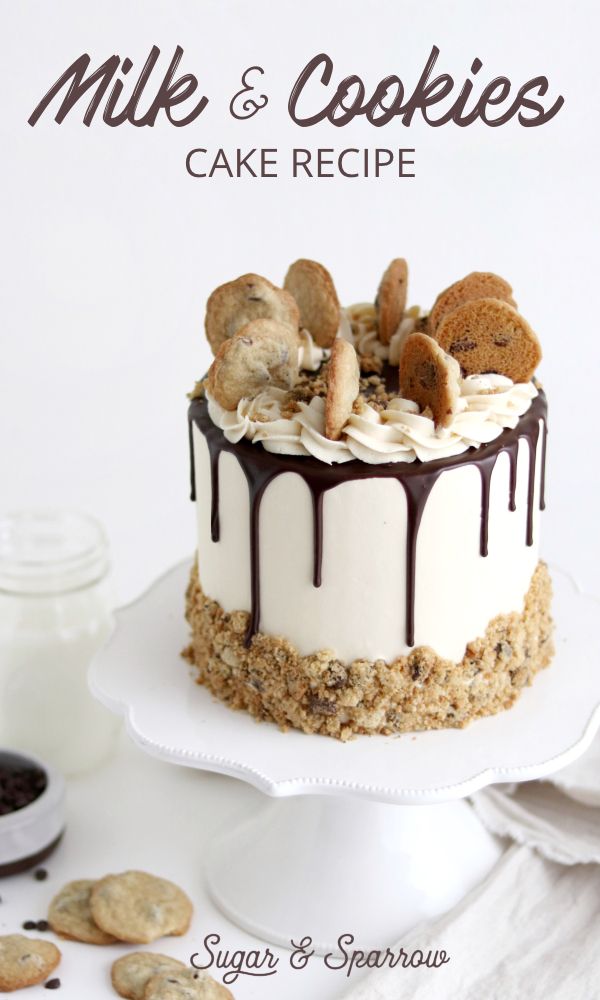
top-left (2, 0), bottom-right (599, 602)
top-left (1, 3), bottom-right (599, 998)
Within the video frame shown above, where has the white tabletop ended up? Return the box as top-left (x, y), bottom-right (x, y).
top-left (1, 731), bottom-right (361, 998)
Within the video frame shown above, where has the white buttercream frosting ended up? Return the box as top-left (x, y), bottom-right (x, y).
top-left (205, 310), bottom-right (538, 466)
top-left (207, 374), bottom-right (537, 466)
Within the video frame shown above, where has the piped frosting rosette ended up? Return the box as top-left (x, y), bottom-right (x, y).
top-left (207, 373), bottom-right (538, 466)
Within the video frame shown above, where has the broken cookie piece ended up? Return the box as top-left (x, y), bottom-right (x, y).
top-left (284, 258), bottom-right (340, 348)
top-left (376, 258), bottom-right (409, 344)
top-left (399, 332), bottom-right (461, 428)
top-left (325, 338), bottom-right (360, 440)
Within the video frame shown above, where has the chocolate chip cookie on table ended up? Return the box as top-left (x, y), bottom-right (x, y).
top-left (185, 261), bottom-right (552, 739)
top-left (111, 954), bottom-right (232, 1000)
top-left (47, 871), bottom-right (192, 946)
top-left (0, 935), bottom-right (61, 992)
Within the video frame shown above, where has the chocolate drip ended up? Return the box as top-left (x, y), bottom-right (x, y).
top-left (207, 439), bottom-right (221, 543)
top-left (189, 391), bottom-right (547, 649)
top-left (506, 443), bottom-right (518, 512)
top-left (235, 457), bottom-right (280, 648)
top-left (478, 458), bottom-right (496, 558)
top-left (310, 487), bottom-right (325, 588)
top-left (539, 421), bottom-right (548, 511)
top-left (400, 475), bottom-right (442, 647)
top-left (188, 417), bottom-right (196, 502)
top-left (524, 421), bottom-right (541, 547)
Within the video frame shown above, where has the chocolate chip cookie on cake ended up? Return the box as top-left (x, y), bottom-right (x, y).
top-left (184, 261), bottom-right (552, 740)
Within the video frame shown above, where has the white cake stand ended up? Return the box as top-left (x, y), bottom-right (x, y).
top-left (90, 561), bottom-right (600, 955)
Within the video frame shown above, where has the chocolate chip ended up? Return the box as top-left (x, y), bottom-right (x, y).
top-left (44, 979), bottom-right (61, 990)
top-left (493, 336), bottom-right (511, 347)
top-left (326, 664), bottom-right (348, 690)
top-left (22, 921), bottom-right (37, 931)
top-left (308, 696), bottom-right (337, 716)
top-left (0, 753), bottom-right (47, 817)
top-left (416, 360), bottom-right (437, 390)
top-left (34, 868), bottom-right (48, 882)
top-left (36, 920), bottom-right (50, 932)
top-left (411, 660), bottom-right (423, 680)
top-left (449, 338), bottom-right (477, 352)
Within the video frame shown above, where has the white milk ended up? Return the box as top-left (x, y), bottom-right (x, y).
top-left (0, 511), bottom-right (120, 774)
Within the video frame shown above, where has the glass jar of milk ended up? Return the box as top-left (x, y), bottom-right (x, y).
top-left (0, 510), bottom-right (119, 775)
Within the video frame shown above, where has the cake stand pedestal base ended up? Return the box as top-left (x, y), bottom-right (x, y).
top-left (205, 794), bottom-right (502, 955)
top-left (90, 562), bottom-right (600, 958)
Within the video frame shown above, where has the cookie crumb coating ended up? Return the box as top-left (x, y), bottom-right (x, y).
top-left (184, 562), bottom-right (553, 741)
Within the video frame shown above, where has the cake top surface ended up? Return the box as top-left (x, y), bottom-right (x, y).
top-left (192, 262), bottom-right (543, 466)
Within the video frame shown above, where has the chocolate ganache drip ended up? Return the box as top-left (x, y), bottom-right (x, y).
top-left (188, 390), bottom-right (547, 649)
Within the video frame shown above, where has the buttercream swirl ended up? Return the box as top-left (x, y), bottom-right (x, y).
top-left (207, 373), bottom-right (538, 466)
top-left (205, 310), bottom-right (539, 465)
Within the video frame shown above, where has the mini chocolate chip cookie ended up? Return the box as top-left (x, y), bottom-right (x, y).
top-left (399, 332), bottom-right (462, 428)
top-left (325, 338), bottom-right (360, 440)
top-left (207, 318), bottom-right (299, 411)
top-left (48, 879), bottom-right (118, 945)
top-left (376, 258), bottom-right (408, 344)
top-left (435, 297), bottom-right (542, 382)
top-left (205, 273), bottom-right (300, 355)
top-left (428, 271), bottom-right (516, 335)
top-left (284, 259), bottom-right (340, 348)
top-left (112, 952), bottom-right (187, 999)
top-left (144, 969), bottom-right (233, 1000)
top-left (90, 871), bottom-right (193, 945)
top-left (0, 935), bottom-right (61, 992)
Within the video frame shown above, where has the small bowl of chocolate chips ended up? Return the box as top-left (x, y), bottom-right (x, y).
top-left (0, 749), bottom-right (65, 877)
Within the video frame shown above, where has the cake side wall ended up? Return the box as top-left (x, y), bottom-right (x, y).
top-left (192, 424), bottom-right (543, 663)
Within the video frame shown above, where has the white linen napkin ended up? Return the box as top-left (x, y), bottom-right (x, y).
top-left (341, 844), bottom-right (600, 1000)
top-left (341, 733), bottom-right (600, 1000)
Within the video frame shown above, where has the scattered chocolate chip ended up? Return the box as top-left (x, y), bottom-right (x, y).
top-left (36, 919), bottom-right (50, 932)
top-left (34, 868), bottom-right (48, 882)
top-left (44, 979), bottom-right (61, 990)
top-left (493, 336), bottom-right (511, 347)
top-left (0, 752), bottom-right (47, 817)
top-left (22, 920), bottom-right (37, 931)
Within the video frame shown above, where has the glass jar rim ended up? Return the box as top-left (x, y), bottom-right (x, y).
top-left (0, 510), bottom-right (109, 596)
